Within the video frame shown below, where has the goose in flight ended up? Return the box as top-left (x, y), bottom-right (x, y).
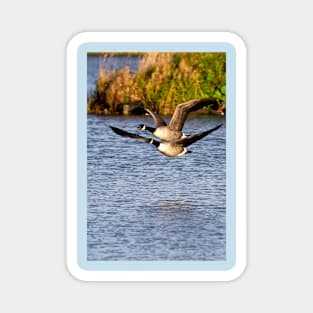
top-left (110, 123), bottom-right (222, 157)
top-left (137, 98), bottom-right (224, 141)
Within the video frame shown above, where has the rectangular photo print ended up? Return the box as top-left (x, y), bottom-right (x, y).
top-left (67, 32), bottom-right (247, 281)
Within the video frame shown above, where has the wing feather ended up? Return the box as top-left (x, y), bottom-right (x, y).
top-left (168, 98), bottom-right (220, 131)
top-left (174, 124), bottom-right (222, 147)
top-left (144, 108), bottom-right (167, 127)
top-left (110, 125), bottom-right (153, 143)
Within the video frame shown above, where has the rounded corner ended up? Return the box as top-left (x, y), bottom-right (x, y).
top-left (66, 259), bottom-right (90, 282)
top-left (225, 257), bottom-right (247, 282)
top-left (222, 31), bottom-right (247, 54)
top-left (66, 31), bottom-right (90, 53)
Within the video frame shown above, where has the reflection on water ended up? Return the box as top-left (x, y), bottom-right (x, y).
top-left (87, 114), bottom-right (226, 261)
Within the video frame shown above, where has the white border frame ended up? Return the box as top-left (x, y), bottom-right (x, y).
top-left (66, 32), bottom-right (247, 281)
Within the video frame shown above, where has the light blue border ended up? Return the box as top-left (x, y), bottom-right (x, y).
top-left (77, 42), bottom-right (236, 271)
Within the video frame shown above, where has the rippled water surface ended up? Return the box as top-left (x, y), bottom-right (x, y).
top-left (87, 114), bottom-right (226, 261)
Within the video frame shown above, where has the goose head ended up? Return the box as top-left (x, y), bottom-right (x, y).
top-left (137, 124), bottom-right (146, 130)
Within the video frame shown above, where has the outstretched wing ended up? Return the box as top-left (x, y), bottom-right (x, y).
top-left (110, 126), bottom-right (152, 143)
top-left (144, 108), bottom-right (167, 127)
top-left (110, 125), bottom-right (161, 149)
top-left (174, 124), bottom-right (223, 147)
top-left (168, 98), bottom-right (220, 131)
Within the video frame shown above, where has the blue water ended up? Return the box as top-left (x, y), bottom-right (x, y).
top-left (87, 114), bottom-right (226, 261)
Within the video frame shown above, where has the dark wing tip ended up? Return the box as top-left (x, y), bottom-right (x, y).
top-left (212, 123), bottom-right (223, 132)
top-left (174, 123), bottom-right (223, 147)
top-left (109, 125), bottom-right (159, 146)
top-left (109, 125), bottom-right (128, 137)
top-left (109, 125), bottom-right (138, 138)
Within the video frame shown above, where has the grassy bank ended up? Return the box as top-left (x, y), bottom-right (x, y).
top-left (87, 52), bottom-right (226, 116)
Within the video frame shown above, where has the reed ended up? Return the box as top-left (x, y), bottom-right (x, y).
top-left (87, 52), bottom-right (226, 115)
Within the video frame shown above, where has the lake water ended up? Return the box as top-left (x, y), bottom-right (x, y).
top-left (87, 114), bottom-right (226, 261)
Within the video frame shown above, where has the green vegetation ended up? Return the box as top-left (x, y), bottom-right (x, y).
top-left (87, 52), bottom-right (226, 115)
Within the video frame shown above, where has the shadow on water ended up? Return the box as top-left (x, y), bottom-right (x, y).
top-left (150, 199), bottom-right (196, 211)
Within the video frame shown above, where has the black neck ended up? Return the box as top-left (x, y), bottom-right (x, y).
top-left (145, 126), bottom-right (156, 133)
top-left (150, 139), bottom-right (160, 148)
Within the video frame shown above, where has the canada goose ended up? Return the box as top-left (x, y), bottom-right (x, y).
top-left (110, 124), bottom-right (222, 157)
top-left (137, 98), bottom-right (224, 141)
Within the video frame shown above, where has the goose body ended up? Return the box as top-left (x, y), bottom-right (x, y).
top-left (153, 126), bottom-right (185, 142)
top-left (137, 124), bottom-right (185, 142)
top-left (110, 123), bottom-right (222, 157)
top-left (157, 142), bottom-right (189, 157)
top-left (139, 98), bottom-right (223, 141)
